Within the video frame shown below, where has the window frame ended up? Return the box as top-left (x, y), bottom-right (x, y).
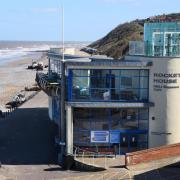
top-left (68, 69), bottom-right (149, 102)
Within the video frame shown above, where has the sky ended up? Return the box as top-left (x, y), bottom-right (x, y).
top-left (0, 0), bottom-right (179, 41)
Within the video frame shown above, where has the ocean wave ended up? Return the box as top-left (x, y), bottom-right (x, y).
top-left (0, 45), bottom-right (51, 62)
top-left (0, 41), bottom-right (90, 64)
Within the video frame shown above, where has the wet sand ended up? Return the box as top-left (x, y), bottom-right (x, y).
top-left (0, 53), bottom-right (48, 111)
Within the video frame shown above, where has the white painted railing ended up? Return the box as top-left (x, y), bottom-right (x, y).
top-left (74, 146), bottom-right (115, 169)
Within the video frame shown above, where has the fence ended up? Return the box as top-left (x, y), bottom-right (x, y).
top-left (74, 146), bottom-right (116, 169)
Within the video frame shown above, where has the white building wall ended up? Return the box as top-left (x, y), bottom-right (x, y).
top-left (149, 57), bottom-right (180, 147)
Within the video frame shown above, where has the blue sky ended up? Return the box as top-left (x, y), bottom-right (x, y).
top-left (0, 0), bottom-right (179, 41)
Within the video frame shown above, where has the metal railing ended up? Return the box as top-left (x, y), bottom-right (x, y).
top-left (36, 72), bottom-right (61, 97)
top-left (129, 40), bottom-right (180, 57)
top-left (74, 146), bottom-right (116, 169)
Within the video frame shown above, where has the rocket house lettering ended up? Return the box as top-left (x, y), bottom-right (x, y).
top-left (153, 73), bottom-right (180, 90)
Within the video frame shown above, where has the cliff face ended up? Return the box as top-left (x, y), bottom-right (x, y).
top-left (89, 13), bottom-right (180, 59)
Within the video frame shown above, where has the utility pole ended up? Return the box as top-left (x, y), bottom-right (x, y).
top-left (62, 6), bottom-right (65, 62)
top-left (59, 6), bottom-right (66, 164)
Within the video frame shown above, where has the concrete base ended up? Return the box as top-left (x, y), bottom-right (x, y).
top-left (61, 155), bottom-right (75, 170)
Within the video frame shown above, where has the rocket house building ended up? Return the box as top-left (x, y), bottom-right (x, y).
top-left (37, 22), bottom-right (180, 163)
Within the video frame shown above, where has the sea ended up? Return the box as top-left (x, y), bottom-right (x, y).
top-left (0, 41), bottom-right (90, 64)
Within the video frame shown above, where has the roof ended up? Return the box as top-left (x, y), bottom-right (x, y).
top-left (65, 59), bottom-right (152, 68)
top-left (67, 102), bottom-right (154, 108)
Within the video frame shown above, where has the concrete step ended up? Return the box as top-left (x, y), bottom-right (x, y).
top-left (74, 158), bottom-right (107, 171)
top-left (75, 156), bottom-right (125, 171)
top-left (60, 170), bottom-right (130, 180)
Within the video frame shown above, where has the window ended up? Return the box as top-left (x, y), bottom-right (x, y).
top-left (69, 69), bottom-right (149, 102)
top-left (121, 77), bottom-right (132, 87)
top-left (91, 76), bottom-right (109, 88)
top-left (139, 109), bottom-right (148, 130)
top-left (50, 59), bottom-right (61, 75)
top-left (91, 109), bottom-right (110, 130)
top-left (73, 109), bottom-right (91, 130)
top-left (74, 108), bottom-right (148, 132)
top-left (137, 134), bottom-right (148, 150)
top-left (73, 108), bottom-right (149, 148)
top-left (73, 70), bottom-right (89, 76)
top-left (111, 109), bottom-right (139, 130)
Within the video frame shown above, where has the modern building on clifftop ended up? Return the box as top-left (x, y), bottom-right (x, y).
top-left (36, 22), bottom-right (180, 166)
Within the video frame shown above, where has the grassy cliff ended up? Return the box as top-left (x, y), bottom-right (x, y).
top-left (89, 13), bottom-right (180, 59)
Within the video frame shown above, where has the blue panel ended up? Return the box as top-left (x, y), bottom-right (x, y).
top-left (52, 98), bottom-right (60, 123)
top-left (110, 132), bottom-right (120, 143)
top-left (68, 69), bottom-right (73, 101)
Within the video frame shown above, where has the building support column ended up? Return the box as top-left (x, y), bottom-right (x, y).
top-left (62, 105), bottom-right (74, 170)
top-left (66, 105), bottom-right (73, 155)
top-left (58, 61), bottom-right (65, 164)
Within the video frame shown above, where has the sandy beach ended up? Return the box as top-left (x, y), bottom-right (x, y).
top-left (0, 53), bottom-right (48, 111)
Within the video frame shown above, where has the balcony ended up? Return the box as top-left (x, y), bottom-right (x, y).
top-left (36, 72), bottom-right (60, 97)
top-left (129, 40), bottom-right (180, 57)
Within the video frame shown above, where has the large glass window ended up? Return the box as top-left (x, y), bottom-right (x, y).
top-left (73, 108), bottom-right (149, 148)
top-left (50, 59), bottom-right (61, 75)
top-left (91, 109), bottom-right (110, 130)
top-left (139, 109), bottom-right (149, 130)
top-left (111, 109), bottom-right (139, 130)
top-left (74, 108), bottom-right (148, 131)
top-left (73, 108), bottom-right (91, 145)
top-left (73, 109), bottom-right (91, 131)
top-left (69, 69), bottom-right (149, 102)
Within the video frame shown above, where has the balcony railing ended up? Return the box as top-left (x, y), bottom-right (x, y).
top-left (36, 72), bottom-right (61, 97)
top-left (129, 41), bottom-right (180, 57)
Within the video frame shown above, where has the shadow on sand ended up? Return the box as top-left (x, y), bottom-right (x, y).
top-left (0, 107), bottom-right (58, 165)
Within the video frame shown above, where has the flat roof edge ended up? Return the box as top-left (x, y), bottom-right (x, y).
top-left (126, 55), bottom-right (180, 59)
top-left (48, 52), bottom-right (89, 59)
top-left (66, 61), bottom-right (152, 68)
top-left (66, 102), bottom-right (154, 108)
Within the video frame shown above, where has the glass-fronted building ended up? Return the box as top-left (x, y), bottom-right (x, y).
top-left (40, 55), bottom-right (153, 159)
top-left (69, 69), bottom-right (149, 154)
top-left (36, 22), bottom-right (180, 165)
top-left (130, 22), bottom-right (180, 57)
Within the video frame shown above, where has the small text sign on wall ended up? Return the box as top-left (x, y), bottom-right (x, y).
top-left (91, 131), bottom-right (109, 143)
top-left (153, 73), bottom-right (180, 91)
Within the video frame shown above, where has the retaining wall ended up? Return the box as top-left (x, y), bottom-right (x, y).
top-left (126, 143), bottom-right (180, 166)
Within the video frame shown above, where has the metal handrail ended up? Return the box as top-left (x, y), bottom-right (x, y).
top-left (73, 145), bottom-right (116, 169)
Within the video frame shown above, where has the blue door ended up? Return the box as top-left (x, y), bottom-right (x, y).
top-left (119, 133), bottom-right (129, 155)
